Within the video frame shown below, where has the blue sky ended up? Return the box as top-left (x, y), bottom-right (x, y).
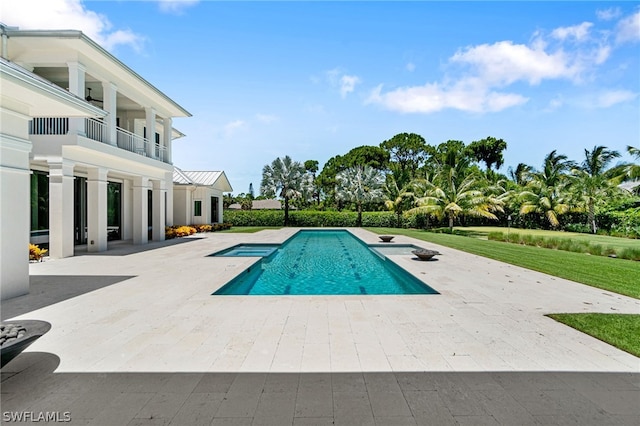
top-left (2, 1), bottom-right (639, 195)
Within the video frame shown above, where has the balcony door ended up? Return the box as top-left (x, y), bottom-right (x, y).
top-left (211, 196), bottom-right (219, 223)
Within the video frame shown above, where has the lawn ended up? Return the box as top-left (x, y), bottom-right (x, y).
top-left (548, 313), bottom-right (640, 358)
top-left (367, 227), bottom-right (640, 299)
top-left (455, 226), bottom-right (640, 252)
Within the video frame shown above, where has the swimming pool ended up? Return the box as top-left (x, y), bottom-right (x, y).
top-left (212, 230), bottom-right (438, 295)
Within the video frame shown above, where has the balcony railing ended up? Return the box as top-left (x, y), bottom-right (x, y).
top-left (86, 117), bottom-right (106, 143)
top-left (29, 117), bottom-right (69, 135)
top-left (29, 117), bottom-right (170, 164)
top-left (117, 126), bottom-right (148, 157)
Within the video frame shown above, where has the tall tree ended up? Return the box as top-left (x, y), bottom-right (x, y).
top-left (304, 160), bottom-right (320, 205)
top-left (318, 146), bottom-right (389, 207)
top-left (335, 166), bottom-right (385, 227)
top-left (380, 133), bottom-right (428, 186)
top-left (260, 156), bottom-right (305, 226)
top-left (571, 145), bottom-right (622, 233)
top-left (467, 136), bottom-right (508, 171)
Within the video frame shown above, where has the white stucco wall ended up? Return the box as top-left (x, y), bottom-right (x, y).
top-left (0, 109), bottom-right (32, 300)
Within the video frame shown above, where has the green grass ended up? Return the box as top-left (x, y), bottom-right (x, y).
top-left (366, 227), bottom-right (640, 299)
top-left (456, 226), bottom-right (640, 252)
top-left (547, 313), bottom-right (640, 357)
top-left (220, 226), bottom-right (282, 233)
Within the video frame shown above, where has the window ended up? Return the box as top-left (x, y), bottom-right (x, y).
top-left (194, 200), bottom-right (202, 217)
top-left (31, 171), bottom-right (49, 231)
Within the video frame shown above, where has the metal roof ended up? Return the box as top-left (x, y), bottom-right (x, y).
top-left (173, 167), bottom-right (233, 192)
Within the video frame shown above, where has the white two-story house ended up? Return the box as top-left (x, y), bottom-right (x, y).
top-left (2, 26), bottom-right (191, 263)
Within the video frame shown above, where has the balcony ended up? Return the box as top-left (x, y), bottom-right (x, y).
top-left (29, 117), bottom-right (168, 164)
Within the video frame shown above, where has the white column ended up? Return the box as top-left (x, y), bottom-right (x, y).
top-left (67, 62), bottom-right (86, 136)
top-left (102, 81), bottom-right (117, 146)
top-left (132, 176), bottom-right (148, 245)
top-left (218, 194), bottom-right (224, 223)
top-left (152, 179), bottom-right (166, 241)
top-left (165, 171), bottom-right (174, 226)
top-left (145, 107), bottom-right (156, 158)
top-left (163, 117), bottom-right (172, 164)
top-left (87, 167), bottom-right (108, 252)
top-left (121, 179), bottom-right (133, 240)
top-left (0, 134), bottom-right (32, 300)
top-left (48, 159), bottom-right (75, 258)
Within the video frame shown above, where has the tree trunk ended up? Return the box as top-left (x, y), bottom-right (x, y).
top-left (449, 215), bottom-right (454, 231)
top-left (284, 197), bottom-right (290, 226)
top-left (396, 211), bottom-right (402, 228)
top-left (357, 202), bottom-right (362, 227)
top-left (588, 198), bottom-right (596, 234)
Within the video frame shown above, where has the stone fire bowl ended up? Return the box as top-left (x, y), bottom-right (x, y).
top-left (1, 320), bottom-right (51, 368)
top-left (412, 249), bottom-right (441, 261)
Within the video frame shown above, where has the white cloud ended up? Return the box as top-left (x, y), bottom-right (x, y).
top-left (157, 0), bottom-right (199, 14)
top-left (256, 113), bottom-right (278, 124)
top-left (366, 81), bottom-right (528, 114)
top-left (615, 11), bottom-right (640, 44)
top-left (339, 74), bottom-right (361, 98)
top-left (325, 68), bottom-right (361, 98)
top-left (0, 0), bottom-right (144, 52)
top-left (550, 22), bottom-right (593, 42)
top-left (594, 90), bottom-right (637, 108)
top-left (368, 16), bottom-right (632, 115)
top-left (450, 40), bottom-right (582, 85)
top-left (223, 120), bottom-right (245, 137)
top-left (597, 7), bottom-right (622, 21)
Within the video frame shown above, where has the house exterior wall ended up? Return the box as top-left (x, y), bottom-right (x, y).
top-left (0, 108), bottom-right (32, 300)
top-left (3, 29), bottom-right (189, 261)
top-left (172, 185), bottom-right (224, 225)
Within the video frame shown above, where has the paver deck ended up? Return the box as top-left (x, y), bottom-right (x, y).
top-left (2, 228), bottom-right (639, 425)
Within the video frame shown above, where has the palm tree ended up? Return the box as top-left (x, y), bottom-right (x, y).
top-left (518, 180), bottom-right (571, 228)
top-left (335, 166), bottom-right (385, 227)
top-left (408, 168), bottom-right (504, 231)
top-left (517, 150), bottom-right (575, 229)
top-left (383, 174), bottom-right (415, 228)
top-left (625, 145), bottom-right (640, 180)
top-left (260, 156), bottom-right (305, 226)
top-left (571, 145), bottom-right (622, 233)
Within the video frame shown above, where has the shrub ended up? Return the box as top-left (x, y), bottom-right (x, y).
top-left (618, 247), bottom-right (640, 261)
top-left (29, 243), bottom-right (47, 261)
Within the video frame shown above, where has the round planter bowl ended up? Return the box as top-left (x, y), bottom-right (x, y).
top-left (412, 249), bottom-right (441, 261)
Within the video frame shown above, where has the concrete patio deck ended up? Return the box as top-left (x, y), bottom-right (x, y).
top-left (2, 228), bottom-right (639, 425)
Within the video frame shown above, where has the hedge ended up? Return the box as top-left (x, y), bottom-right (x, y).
top-left (224, 210), bottom-right (447, 228)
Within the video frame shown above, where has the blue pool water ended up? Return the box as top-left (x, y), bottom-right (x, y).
top-left (213, 230), bottom-right (438, 295)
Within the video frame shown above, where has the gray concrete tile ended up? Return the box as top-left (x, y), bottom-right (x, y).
top-left (263, 373), bottom-right (299, 393)
top-left (368, 390), bottom-right (412, 417)
top-left (159, 373), bottom-right (204, 394)
top-left (211, 418), bottom-right (253, 426)
top-left (331, 372), bottom-right (366, 392)
top-left (193, 373), bottom-right (236, 393)
top-left (579, 390), bottom-right (640, 415)
top-left (252, 392), bottom-right (296, 425)
top-left (374, 416), bottom-right (417, 425)
top-left (403, 390), bottom-right (456, 426)
top-left (293, 417), bottom-right (334, 425)
top-left (453, 415), bottom-right (500, 425)
top-left (333, 391), bottom-right (374, 422)
top-left (134, 392), bottom-right (190, 420)
top-left (169, 392), bottom-right (225, 426)
top-left (89, 392), bottom-right (154, 426)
